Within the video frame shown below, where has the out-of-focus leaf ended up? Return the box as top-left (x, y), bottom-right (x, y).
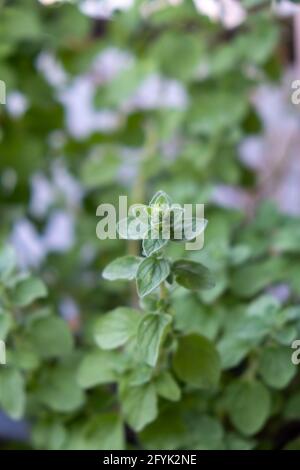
top-left (137, 313), bottom-right (171, 367)
top-left (94, 307), bottom-right (140, 350)
top-left (121, 383), bottom-right (158, 432)
top-left (12, 276), bottom-right (47, 307)
top-left (103, 256), bottom-right (142, 281)
top-left (172, 334), bottom-right (221, 389)
top-left (0, 368), bottom-right (25, 420)
top-left (136, 257), bottom-right (170, 298)
top-left (225, 380), bottom-right (271, 436)
top-left (173, 259), bottom-right (215, 291)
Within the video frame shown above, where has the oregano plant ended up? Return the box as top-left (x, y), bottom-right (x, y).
top-left (96, 191), bottom-right (219, 433)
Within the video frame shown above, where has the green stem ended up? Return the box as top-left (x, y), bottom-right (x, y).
top-left (159, 282), bottom-right (168, 301)
top-left (128, 122), bottom-right (157, 308)
top-left (244, 354), bottom-right (259, 381)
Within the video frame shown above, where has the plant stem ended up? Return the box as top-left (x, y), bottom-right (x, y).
top-left (159, 282), bottom-right (168, 301)
top-left (128, 121), bottom-right (157, 308)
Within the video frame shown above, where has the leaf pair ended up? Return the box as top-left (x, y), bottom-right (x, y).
top-left (103, 255), bottom-right (215, 298)
top-left (94, 306), bottom-right (171, 369)
top-left (103, 255), bottom-right (170, 298)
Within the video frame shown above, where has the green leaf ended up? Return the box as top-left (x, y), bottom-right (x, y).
top-left (0, 8), bottom-right (43, 42)
top-left (247, 295), bottom-right (280, 319)
top-left (32, 419), bottom-right (67, 450)
top-left (12, 276), bottom-right (47, 307)
top-left (0, 311), bottom-right (12, 341)
top-left (9, 342), bottom-right (39, 371)
top-left (230, 257), bottom-right (289, 298)
top-left (140, 409), bottom-right (186, 450)
top-left (81, 148), bottom-right (120, 188)
top-left (65, 413), bottom-right (124, 450)
top-left (172, 334), bottom-right (221, 389)
top-left (127, 365), bottom-right (153, 386)
top-left (225, 380), bottom-right (271, 436)
top-left (155, 371), bottom-right (181, 402)
top-left (150, 33), bottom-right (203, 81)
top-left (82, 414), bottom-right (124, 450)
top-left (190, 415), bottom-right (224, 450)
top-left (173, 259), bottom-right (215, 291)
top-left (225, 433), bottom-right (255, 451)
top-left (36, 366), bottom-right (84, 413)
top-left (271, 223), bottom-right (300, 253)
top-left (258, 345), bottom-right (296, 389)
top-left (137, 313), bottom-right (172, 367)
top-left (174, 294), bottom-right (221, 339)
top-left (285, 393), bottom-right (300, 420)
top-left (143, 236), bottom-right (168, 257)
top-left (26, 316), bottom-right (73, 359)
top-left (94, 307), bottom-right (140, 350)
top-left (272, 325), bottom-right (297, 345)
top-left (218, 337), bottom-right (251, 370)
top-left (284, 438), bottom-right (300, 450)
top-left (102, 256), bottom-right (142, 281)
top-left (121, 383), bottom-right (158, 432)
top-left (136, 257), bottom-right (170, 298)
top-left (101, 61), bottom-right (151, 107)
top-left (77, 350), bottom-right (123, 389)
top-left (189, 91), bottom-right (248, 135)
top-left (0, 245), bottom-right (16, 283)
top-left (0, 368), bottom-right (25, 420)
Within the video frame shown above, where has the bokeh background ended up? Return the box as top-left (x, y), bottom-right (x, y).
top-left (1, 0), bottom-right (300, 450)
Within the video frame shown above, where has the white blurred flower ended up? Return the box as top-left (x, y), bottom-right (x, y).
top-left (253, 85), bottom-right (298, 133)
top-left (273, 0), bottom-right (300, 16)
top-left (276, 163), bottom-right (300, 215)
top-left (59, 77), bottom-right (96, 138)
top-left (118, 150), bottom-right (139, 185)
top-left (36, 52), bottom-right (67, 88)
top-left (43, 210), bottom-right (75, 252)
top-left (59, 75), bottom-right (120, 138)
top-left (211, 184), bottom-right (252, 210)
top-left (37, 48), bottom-right (130, 139)
top-left (6, 91), bottom-right (28, 118)
top-left (168, 0), bottom-right (183, 5)
top-left (194, 0), bottom-right (246, 29)
top-left (92, 47), bottom-right (133, 83)
top-left (239, 136), bottom-right (265, 171)
top-left (126, 73), bottom-right (188, 110)
top-left (39, 0), bottom-right (61, 4)
top-left (59, 296), bottom-right (79, 322)
top-left (161, 78), bottom-right (188, 108)
top-left (30, 163), bottom-right (83, 218)
top-left (11, 219), bottom-right (45, 269)
top-left (193, 0), bottom-right (220, 20)
top-left (80, 0), bottom-right (134, 18)
top-left (30, 173), bottom-right (56, 218)
top-left (266, 284), bottom-right (290, 303)
top-left (52, 162), bottom-right (84, 208)
top-left (238, 76), bottom-right (300, 216)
